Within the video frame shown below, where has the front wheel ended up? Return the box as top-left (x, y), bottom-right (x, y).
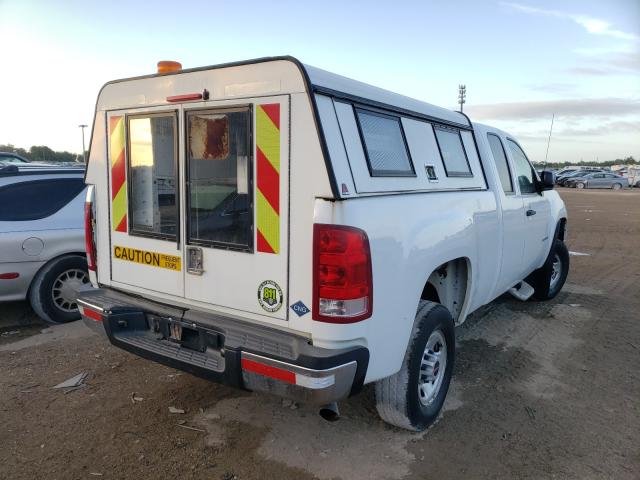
top-left (527, 239), bottom-right (570, 301)
top-left (375, 301), bottom-right (455, 431)
top-left (576, 182), bottom-right (585, 189)
top-left (612, 183), bottom-right (622, 190)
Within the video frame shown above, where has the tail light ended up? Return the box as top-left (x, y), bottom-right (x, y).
top-left (84, 186), bottom-right (97, 272)
top-left (313, 224), bottom-right (373, 323)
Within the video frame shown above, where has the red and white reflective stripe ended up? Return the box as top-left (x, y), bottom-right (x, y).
top-left (79, 305), bottom-right (103, 322)
top-left (241, 357), bottom-right (335, 390)
top-left (241, 358), bottom-right (295, 384)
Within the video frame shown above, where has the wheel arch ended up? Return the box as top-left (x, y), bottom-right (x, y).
top-left (420, 256), bottom-right (472, 325)
top-left (555, 217), bottom-right (567, 242)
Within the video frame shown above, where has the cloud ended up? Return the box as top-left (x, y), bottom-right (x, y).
top-left (489, 120), bottom-right (640, 146)
top-left (566, 50), bottom-right (640, 76)
top-left (606, 51), bottom-right (640, 71)
top-left (502, 2), bottom-right (639, 41)
top-left (557, 120), bottom-right (640, 137)
top-left (528, 83), bottom-right (578, 94)
top-left (566, 67), bottom-right (612, 76)
top-left (466, 98), bottom-right (640, 121)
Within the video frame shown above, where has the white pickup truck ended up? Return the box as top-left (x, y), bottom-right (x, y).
top-left (78, 56), bottom-right (569, 431)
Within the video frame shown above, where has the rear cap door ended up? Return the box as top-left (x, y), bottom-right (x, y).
top-left (107, 109), bottom-right (184, 297)
top-left (183, 96), bottom-right (289, 322)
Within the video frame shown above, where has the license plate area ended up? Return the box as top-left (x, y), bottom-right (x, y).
top-left (148, 314), bottom-right (222, 353)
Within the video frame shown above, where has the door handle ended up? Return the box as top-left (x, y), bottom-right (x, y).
top-left (186, 246), bottom-right (204, 275)
top-left (526, 209), bottom-right (537, 216)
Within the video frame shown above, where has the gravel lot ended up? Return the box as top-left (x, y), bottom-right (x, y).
top-left (1, 189), bottom-right (639, 480)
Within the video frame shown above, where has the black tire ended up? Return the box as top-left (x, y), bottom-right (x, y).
top-left (527, 239), bottom-right (570, 301)
top-left (29, 255), bottom-right (89, 324)
top-left (375, 301), bottom-right (455, 431)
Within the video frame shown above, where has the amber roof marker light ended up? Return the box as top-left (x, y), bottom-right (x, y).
top-left (157, 60), bottom-right (182, 74)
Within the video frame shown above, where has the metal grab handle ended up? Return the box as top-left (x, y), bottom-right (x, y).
top-left (187, 246), bottom-right (204, 275)
top-left (526, 209), bottom-right (537, 216)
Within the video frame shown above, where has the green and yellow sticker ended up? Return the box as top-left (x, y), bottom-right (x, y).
top-left (113, 246), bottom-right (181, 271)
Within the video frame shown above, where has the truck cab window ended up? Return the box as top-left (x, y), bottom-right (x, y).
top-left (186, 107), bottom-right (252, 251)
top-left (487, 134), bottom-right (513, 194)
top-left (507, 139), bottom-right (536, 194)
top-left (128, 114), bottom-right (178, 239)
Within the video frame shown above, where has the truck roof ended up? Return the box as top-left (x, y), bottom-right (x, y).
top-left (303, 63), bottom-right (470, 128)
top-left (97, 56), bottom-right (470, 129)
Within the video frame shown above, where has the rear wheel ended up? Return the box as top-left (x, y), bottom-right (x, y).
top-left (527, 239), bottom-right (570, 301)
top-left (375, 301), bottom-right (455, 431)
top-left (29, 255), bottom-right (89, 324)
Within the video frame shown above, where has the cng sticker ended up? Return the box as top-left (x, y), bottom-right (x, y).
top-left (113, 246), bottom-right (181, 271)
top-left (257, 280), bottom-right (283, 313)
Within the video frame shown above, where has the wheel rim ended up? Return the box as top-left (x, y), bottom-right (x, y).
top-left (51, 269), bottom-right (89, 312)
top-left (613, 183), bottom-right (621, 190)
top-left (550, 253), bottom-right (562, 291)
top-left (418, 329), bottom-right (447, 407)
top-left (577, 183), bottom-right (584, 189)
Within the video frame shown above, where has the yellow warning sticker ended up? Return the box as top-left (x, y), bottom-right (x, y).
top-left (113, 246), bottom-right (181, 271)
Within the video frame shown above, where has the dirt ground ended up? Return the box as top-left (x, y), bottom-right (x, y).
top-left (1, 189), bottom-right (638, 480)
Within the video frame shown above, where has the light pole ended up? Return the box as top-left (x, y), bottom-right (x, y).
top-left (458, 85), bottom-right (466, 113)
top-left (78, 124), bottom-right (88, 163)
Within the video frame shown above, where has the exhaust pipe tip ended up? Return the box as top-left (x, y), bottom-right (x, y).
top-left (319, 402), bottom-right (340, 422)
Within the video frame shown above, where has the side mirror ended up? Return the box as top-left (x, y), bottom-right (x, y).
top-left (540, 170), bottom-right (555, 191)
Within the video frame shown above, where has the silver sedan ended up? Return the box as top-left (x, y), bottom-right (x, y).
top-left (0, 164), bottom-right (89, 323)
top-left (566, 172), bottom-right (627, 190)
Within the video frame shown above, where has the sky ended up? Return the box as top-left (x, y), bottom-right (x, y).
top-left (0, 0), bottom-right (638, 164)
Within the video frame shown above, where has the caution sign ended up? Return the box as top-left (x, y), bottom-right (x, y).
top-left (113, 246), bottom-right (181, 271)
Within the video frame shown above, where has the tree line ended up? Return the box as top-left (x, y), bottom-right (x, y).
top-left (1, 144), bottom-right (85, 163)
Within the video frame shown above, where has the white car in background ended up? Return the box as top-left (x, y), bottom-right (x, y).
top-left (0, 163), bottom-right (89, 323)
top-left (0, 152), bottom-right (31, 165)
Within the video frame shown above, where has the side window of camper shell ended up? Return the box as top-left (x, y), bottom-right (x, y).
top-left (433, 125), bottom-right (472, 177)
top-left (355, 108), bottom-right (415, 177)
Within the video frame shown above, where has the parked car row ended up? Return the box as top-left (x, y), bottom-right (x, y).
top-left (555, 167), bottom-right (608, 185)
top-left (539, 167), bottom-right (632, 189)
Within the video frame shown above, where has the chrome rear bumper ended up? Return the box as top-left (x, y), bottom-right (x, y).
top-left (77, 287), bottom-right (368, 405)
